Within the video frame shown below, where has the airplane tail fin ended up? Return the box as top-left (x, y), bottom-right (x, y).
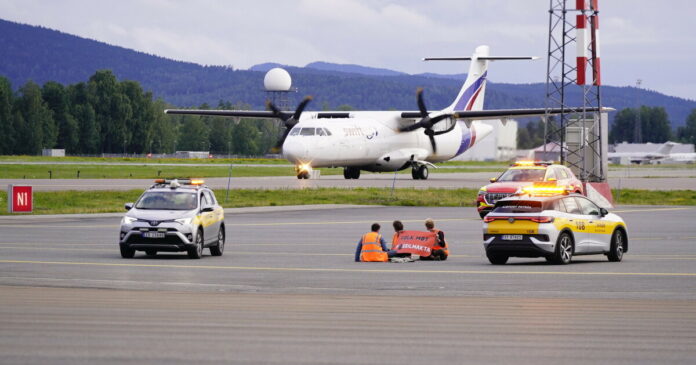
top-left (657, 141), bottom-right (676, 155)
top-left (424, 45), bottom-right (538, 112)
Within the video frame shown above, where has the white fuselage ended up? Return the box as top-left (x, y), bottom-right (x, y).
top-left (282, 111), bottom-right (493, 171)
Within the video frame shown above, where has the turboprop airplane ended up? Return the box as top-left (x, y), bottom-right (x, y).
top-left (165, 45), bottom-right (609, 179)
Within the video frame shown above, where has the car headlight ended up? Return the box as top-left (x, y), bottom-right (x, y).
top-left (121, 216), bottom-right (137, 224)
top-left (175, 217), bottom-right (193, 225)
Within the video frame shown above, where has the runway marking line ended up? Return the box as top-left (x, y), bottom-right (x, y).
top-left (2, 259), bottom-right (696, 277)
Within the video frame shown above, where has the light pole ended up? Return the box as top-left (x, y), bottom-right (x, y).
top-left (634, 79), bottom-right (642, 143)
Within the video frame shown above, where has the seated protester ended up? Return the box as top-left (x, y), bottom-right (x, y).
top-left (388, 220), bottom-right (412, 259)
top-left (355, 223), bottom-right (390, 262)
top-left (420, 218), bottom-right (449, 261)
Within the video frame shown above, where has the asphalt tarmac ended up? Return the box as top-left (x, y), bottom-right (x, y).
top-left (2, 166), bottom-right (695, 191)
top-left (1, 205), bottom-right (696, 364)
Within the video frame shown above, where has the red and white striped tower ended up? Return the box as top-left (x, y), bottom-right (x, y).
top-left (576, 0), bottom-right (601, 85)
top-left (589, 1), bottom-right (601, 85)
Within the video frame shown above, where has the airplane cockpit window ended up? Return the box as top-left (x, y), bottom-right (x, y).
top-left (289, 128), bottom-right (300, 136)
top-left (300, 128), bottom-right (316, 136)
top-left (316, 128), bottom-right (327, 136)
top-left (323, 128), bottom-right (332, 136)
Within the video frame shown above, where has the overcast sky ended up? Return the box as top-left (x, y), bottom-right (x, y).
top-left (1, 0), bottom-right (694, 100)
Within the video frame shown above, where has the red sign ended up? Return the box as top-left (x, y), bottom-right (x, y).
top-left (393, 230), bottom-right (437, 257)
top-left (8, 185), bottom-right (33, 213)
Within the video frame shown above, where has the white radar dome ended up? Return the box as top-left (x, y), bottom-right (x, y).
top-left (263, 68), bottom-right (292, 91)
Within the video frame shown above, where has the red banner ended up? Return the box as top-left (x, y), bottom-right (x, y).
top-left (393, 230), bottom-right (437, 257)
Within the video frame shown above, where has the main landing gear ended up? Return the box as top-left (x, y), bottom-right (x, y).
top-left (343, 167), bottom-right (361, 179)
top-left (411, 165), bottom-right (429, 180)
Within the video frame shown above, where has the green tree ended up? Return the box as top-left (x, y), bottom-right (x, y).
top-left (67, 82), bottom-right (100, 154)
top-left (14, 81), bottom-right (56, 154)
top-left (610, 106), bottom-right (672, 143)
top-left (149, 99), bottom-right (177, 153)
top-left (176, 115), bottom-right (210, 151)
top-left (676, 109), bottom-right (696, 146)
top-left (88, 70), bottom-right (119, 153)
top-left (0, 77), bottom-right (14, 154)
top-left (42, 81), bottom-right (79, 152)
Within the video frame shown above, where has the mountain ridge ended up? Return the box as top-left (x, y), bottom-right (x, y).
top-left (1, 18), bottom-right (695, 126)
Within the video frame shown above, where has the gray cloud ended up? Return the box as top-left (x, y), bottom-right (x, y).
top-left (0, 0), bottom-right (693, 100)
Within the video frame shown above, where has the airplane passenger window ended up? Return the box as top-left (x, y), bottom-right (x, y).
top-left (300, 128), bottom-right (315, 136)
top-left (289, 128), bottom-right (300, 136)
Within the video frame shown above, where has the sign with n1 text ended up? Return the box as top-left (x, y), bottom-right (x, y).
top-left (8, 185), bottom-right (33, 213)
top-left (393, 230), bottom-right (437, 257)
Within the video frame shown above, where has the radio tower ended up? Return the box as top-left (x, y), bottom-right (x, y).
top-left (544, 0), bottom-right (606, 183)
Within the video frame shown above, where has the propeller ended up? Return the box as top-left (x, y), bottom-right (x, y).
top-left (399, 88), bottom-right (453, 154)
top-left (269, 96), bottom-right (313, 153)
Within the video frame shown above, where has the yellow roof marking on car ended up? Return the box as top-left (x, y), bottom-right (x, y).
top-left (4, 259), bottom-right (696, 277)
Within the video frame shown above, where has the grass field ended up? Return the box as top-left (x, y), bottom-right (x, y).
top-left (1, 188), bottom-right (694, 215)
top-left (0, 163), bottom-right (505, 179)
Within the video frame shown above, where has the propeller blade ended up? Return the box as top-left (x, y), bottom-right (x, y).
top-left (273, 127), bottom-right (292, 153)
top-left (425, 129), bottom-right (437, 154)
top-left (292, 96), bottom-right (313, 121)
top-left (399, 122), bottom-right (424, 132)
top-left (416, 88), bottom-right (428, 117)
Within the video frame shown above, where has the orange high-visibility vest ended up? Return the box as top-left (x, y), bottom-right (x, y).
top-left (391, 231), bottom-right (402, 250)
top-left (360, 232), bottom-right (388, 262)
top-left (430, 229), bottom-right (449, 256)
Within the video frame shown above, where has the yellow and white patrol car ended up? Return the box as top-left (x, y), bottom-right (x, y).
top-left (119, 179), bottom-right (225, 259)
top-left (482, 185), bottom-right (627, 265)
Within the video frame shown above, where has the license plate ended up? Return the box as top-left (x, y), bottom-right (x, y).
top-left (501, 235), bottom-right (523, 241)
top-left (143, 232), bottom-right (165, 238)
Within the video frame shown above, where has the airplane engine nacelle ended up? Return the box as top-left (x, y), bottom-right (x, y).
top-left (375, 151), bottom-right (413, 171)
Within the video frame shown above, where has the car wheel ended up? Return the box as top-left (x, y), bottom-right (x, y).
top-left (188, 230), bottom-right (203, 259)
top-left (552, 231), bottom-right (573, 264)
top-left (145, 249), bottom-right (157, 256)
top-left (120, 245), bottom-right (135, 258)
top-left (487, 252), bottom-right (508, 265)
top-left (210, 226), bottom-right (225, 256)
top-left (607, 229), bottom-right (625, 262)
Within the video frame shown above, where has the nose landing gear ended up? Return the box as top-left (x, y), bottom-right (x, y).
top-left (296, 164), bottom-right (312, 179)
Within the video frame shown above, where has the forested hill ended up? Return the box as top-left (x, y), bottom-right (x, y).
top-left (2, 18), bottom-right (695, 126)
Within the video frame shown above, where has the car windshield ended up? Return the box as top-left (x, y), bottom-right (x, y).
top-left (135, 191), bottom-right (197, 210)
top-left (497, 168), bottom-right (546, 182)
top-left (493, 200), bottom-right (543, 213)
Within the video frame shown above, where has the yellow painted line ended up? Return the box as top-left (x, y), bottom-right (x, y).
top-left (613, 207), bottom-right (695, 213)
top-left (0, 246), bottom-right (478, 258)
top-left (229, 218), bottom-right (479, 227)
top-left (1, 259), bottom-right (695, 277)
top-left (0, 225), bottom-right (118, 229)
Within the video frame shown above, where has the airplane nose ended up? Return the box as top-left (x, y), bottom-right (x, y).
top-left (282, 140), bottom-right (307, 163)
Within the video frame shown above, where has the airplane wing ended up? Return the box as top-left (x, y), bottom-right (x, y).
top-left (400, 107), bottom-right (614, 120)
top-left (164, 109), bottom-right (277, 119)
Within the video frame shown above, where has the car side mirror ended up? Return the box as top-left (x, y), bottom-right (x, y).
top-left (599, 207), bottom-right (608, 217)
top-left (201, 206), bottom-right (214, 213)
top-left (124, 203), bottom-right (133, 211)
top-left (489, 177), bottom-right (498, 183)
